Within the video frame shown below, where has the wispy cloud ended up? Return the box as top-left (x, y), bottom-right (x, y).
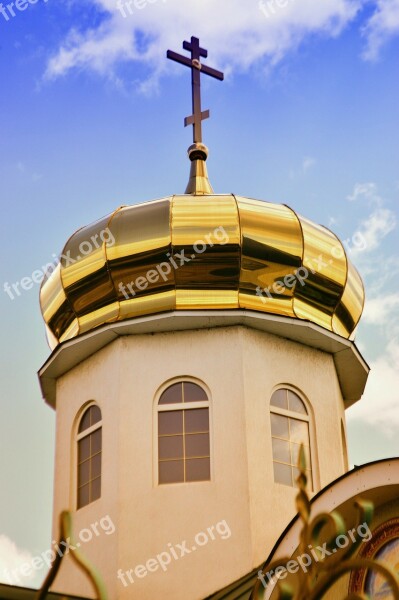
top-left (302, 156), bottom-right (316, 172)
top-left (44, 0), bottom-right (364, 87)
top-left (356, 208), bottom-right (396, 253)
top-left (346, 182), bottom-right (396, 257)
top-left (0, 535), bottom-right (41, 587)
top-left (347, 181), bottom-right (382, 205)
top-left (363, 292), bottom-right (399, 325)
top-left (347, 340), bottom-right (399, 437)
top-left (42, 1), bottom-right (399, 88)
top-left (362, 0), bottom-right (399, 61)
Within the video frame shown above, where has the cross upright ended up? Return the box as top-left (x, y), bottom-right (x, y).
top-left (167, 36), bottom-right (224, 144)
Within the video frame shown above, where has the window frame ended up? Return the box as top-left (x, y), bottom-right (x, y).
top-left (154, 378), bottom-right (212, 486)
top-left (75, 402), bottom-right (102, 510)
top-left (270, 386), bottom-right (315, 491)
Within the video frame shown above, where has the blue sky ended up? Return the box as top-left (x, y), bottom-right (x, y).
top-left (0, 0), bottom-right (398, 588)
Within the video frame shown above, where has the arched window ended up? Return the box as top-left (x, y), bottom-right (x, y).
top-left (270, 388), bottom-right (313, 491)
top-left (77, 404), bottom-right (102, 509)
top-left (157, 382), bottom-right (210, 485)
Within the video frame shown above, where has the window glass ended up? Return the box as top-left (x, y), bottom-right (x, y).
top-left (159, 436), bottom-right (184, 460)
top-left (288, 391), bottom-right (307, 414)
top-left (77, 405), bottom-right (102, 509)
top-left (289, 418), bottom-right (308, 444)
top-left (270, 389), bottom-right (313, 491)
top-left (159, 383), bottom-right (183, 405)
top-left (272, 438), bottom-right (291, 464)
top-left (185, 433), bottom-right (210, 458)
top-left (159, 411), bottom-right (183, 435)
top-left (78, 405), bottom-right (102, 433)
top-left (270, 389), bottom-right (288, 410)
top-left (158, 382), bottom-right (210, 485)
top-left (186, 458), bottom-right (210, 482)
top-left (273, 462), bottom-right (292, 486)
top-left (185, 408), bottom-right (209, 433)
top-left (159, 460), bottom-right (184, 484)
top-left (270, 413), bottom-right (289, 439)
top-left (91, 477), bottom-right (101, 502)
top-left (184, 383), bottom-right (208, 403)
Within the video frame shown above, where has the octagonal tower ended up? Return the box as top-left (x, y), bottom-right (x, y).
top-left (38, 36), bottom-right (369, 600)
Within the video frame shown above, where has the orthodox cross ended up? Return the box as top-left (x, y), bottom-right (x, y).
top-left (167, 36), bottom-right (224, 144)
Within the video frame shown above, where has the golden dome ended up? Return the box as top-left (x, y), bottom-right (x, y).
top-left (40, 188), bottom-right (364, 349)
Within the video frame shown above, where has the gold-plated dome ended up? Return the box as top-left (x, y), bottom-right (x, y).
top-left (40, 194), bottom-right (364, 349)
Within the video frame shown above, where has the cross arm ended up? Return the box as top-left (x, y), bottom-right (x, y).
top-left (167, 50), bottom-right (224, 81)
top-left (166, 50), bottom-right (192, 69)
top-left (200, 64), bottom-right (224, 81)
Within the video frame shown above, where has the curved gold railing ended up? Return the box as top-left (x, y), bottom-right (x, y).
top-left (34, 511), bottom-right (107, 600)
top-left (251, 447), bottom-right (399, 600)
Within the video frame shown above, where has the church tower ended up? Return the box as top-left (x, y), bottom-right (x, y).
top-left (38, 36), bottom-right (368, 600)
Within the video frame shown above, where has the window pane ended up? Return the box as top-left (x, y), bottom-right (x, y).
top-left (270, 414), bottom-right (289, 439)
top-left (78, 484), bottom-right (90, 509)
top-left (289, 419), bottom-right (308, 444)
top-left (291, 442), bottom-right (311, 469)
top-left (90, 405), bottom-right (102, 426)
top-left (91, 428), bottom-right (102, 454)
top-left (91, 477), bottom-right (101, 502)
top-left (159, 411), bottom-right (183, 435)
top-left (186, 458), bottom-right (210, 482)
top-left (272, 438), bottom-right (291, 464)
top-left (159, 460), bottom-right (184, 484)
top-left (273, 462), bottom-right (292, 486)
top-left (159, 383), bottom-right (183, 405)
top-left (78, 437), bottom-right (90, 462)
top-left (183, 383), bottom-right (208, 403)
top-left (159, 435), bottom-right (184, 460)
top-left (78, 460), bottom-right (90, 487)
top-left (91, 452), bottom-right (102, 479)
top-left (288, 391), bottom-right (307, 415)
top-left (271, 389), bottom-right (287, 410)
top-left (185, 408), bottom-right (209, 433)
top-left (79, 409), bottom-right (91, 433)
top-left (185, 433), bottom-right (210, 458)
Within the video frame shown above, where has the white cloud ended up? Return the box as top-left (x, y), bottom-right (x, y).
top-left (0, 535), bottom-right (42, 587)
top-left (328, 216), bottom-right (338, 227)
top-left (354, 207), bottom-right (396, 254)
top-left (302, 156), bottom-right (316, 172)
top-left (363, 292), bottom-right (399, 325)
top-left (362, 0), bottom-right (399, 61)
top-left (347, 182), bottom-right (382, 206)
top-left (44, 0), bottom-right (364, 86)
top-left (346, 182), bottom-right (396, 257)
top-left (347, 340), bottom-right (399, 437)
top-left (361, 255), bottom-right (399, 294)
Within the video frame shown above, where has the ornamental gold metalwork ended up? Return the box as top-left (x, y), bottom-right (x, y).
top-left (34, 511), bottom-right (107, 600)
top-left (250, 447), bottom-right (399, 600)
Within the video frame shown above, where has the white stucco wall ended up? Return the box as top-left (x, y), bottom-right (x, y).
top-left (51, 325), bottom-right (348, 599)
